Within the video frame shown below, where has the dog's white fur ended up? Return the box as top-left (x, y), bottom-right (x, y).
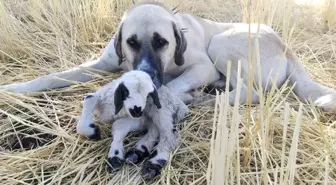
top-left (1, 2), bottom-right (336, 113)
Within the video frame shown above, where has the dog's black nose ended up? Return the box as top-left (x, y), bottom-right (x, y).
top-left (129, 106), bottom-right (142, 117)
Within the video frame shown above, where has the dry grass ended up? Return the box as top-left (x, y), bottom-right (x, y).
top-left (0, 0), bottom-right (336, 184)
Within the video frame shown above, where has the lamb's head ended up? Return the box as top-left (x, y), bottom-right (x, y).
top-left (114, 70), bottom-right (162, 118)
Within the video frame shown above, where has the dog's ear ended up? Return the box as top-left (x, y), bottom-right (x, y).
top-left (114, 82), bottom-right (129, 114)
top-left (172, 22), bottom-right (187, 66)
top-left (149, 86), bottom-right (162, 109)
top-left (114, 23), bottom-right (124, 66)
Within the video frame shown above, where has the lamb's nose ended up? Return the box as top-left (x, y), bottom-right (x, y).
top-left (129, 106), bottom-right (142, 117)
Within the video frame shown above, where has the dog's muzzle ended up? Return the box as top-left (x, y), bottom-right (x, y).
top-left (134, 58), bottom-right (162, 88)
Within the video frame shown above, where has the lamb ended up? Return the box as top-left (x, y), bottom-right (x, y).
top-left (76, 70), bottom-right (189, 179)
top-left (76, 70), bottom-right (162, 140)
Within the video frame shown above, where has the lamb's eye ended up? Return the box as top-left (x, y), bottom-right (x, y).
top-left (127, 36), bottom-right (140, 50)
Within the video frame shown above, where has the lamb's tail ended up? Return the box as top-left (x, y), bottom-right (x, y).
top-left (286, 50), bottom-right (336, 113)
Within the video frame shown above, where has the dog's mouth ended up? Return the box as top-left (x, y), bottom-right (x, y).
top-left (151, 75), bottom-right (162, 88)
top-left (141, 68), bottom-right (162, 88)
top-left (133, 55), bottom-right (163, 88)
top-left (138, 69), bottom-right (162, 88)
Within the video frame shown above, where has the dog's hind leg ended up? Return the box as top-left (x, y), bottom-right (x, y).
top-left (286, 52), bottom-right (336, 113)
top-left (190, 78), bottom-right (260, 106)
top-left (1, 36), bottom-right (122, 93)
top-left (207, 26), bottom-right (290, 106)
top-left (207, 24), bottom-right (336, 112)
top-left (203, 74), bottom-right (234, 95)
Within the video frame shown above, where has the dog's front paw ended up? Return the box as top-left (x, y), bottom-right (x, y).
top-left (0, 83), bottom-right (25, 93)
top-left (106, 156), bottom-right (125, 172)
top-left (314, 94), bottom-right (336, 113)
top-left (141, 159), bottom-right (167, 180)
top-left (76, 122), bottom-right (101, 140)
top-left (125, 146), bottom-right (150, 165)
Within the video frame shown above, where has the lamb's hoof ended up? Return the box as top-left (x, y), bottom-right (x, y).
top-left (88, 123), bottom-right (101, 140)
top-left (141, 161), bottom-right (164, 180)
top-left (125, 150), bottom-right (141, 164)
top-left (107, 156), bottom-right (124, 172)
top-left (125, 146), bottom-right (149, 165)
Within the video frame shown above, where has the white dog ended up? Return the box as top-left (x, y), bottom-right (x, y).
top-left (1, 2), bottom-right (335, 112)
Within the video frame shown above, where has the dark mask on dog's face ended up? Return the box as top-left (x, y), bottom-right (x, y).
top-left (113, 4), bottom-right (187, 88)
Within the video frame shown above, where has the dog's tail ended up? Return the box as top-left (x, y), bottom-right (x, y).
top-left (286, 50), bottom-right (336, 113)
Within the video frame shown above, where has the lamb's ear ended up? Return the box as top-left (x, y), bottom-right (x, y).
top-left (114, 82), bottom-right (129, 114)
top-left (149, 86), bottom-right (162, 109)
top-left (172, 22), bottom-right (187, 66)
top-left (114, 23), bottom-right (124, 66)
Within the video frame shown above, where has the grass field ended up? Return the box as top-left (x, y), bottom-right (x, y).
top-left (0, 0), bottom-right (335, 184)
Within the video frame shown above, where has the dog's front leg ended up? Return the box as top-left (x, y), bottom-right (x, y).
top-left (107, 117), bottom-right (145, 171)
top-left (1, 36), bottom-right (122, 93)
top-left (165, 55), bottom-right (221, 104)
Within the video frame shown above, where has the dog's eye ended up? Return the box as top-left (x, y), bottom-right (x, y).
top-left (153, 38), bottom-right (168, 49)
top-left (127, 37), bottom-right (140, 50)
top-left (152, 32), bottom-right (168, 50)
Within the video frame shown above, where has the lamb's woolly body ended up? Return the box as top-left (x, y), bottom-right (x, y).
top-left (138, 85), bottom-right (188, 174)
top-left (145, 85), bottom-right (189, 121)
top-left (105, 84), bottom-right (189, 176)
top-left (76, 70), bottom-right (155, 139)
top-left (76, 79), bottom-right (125, 138)
top-left (135, 85), bottom-right (188, 151)
top-left (143, 85), bottom-right (188, 152)
top-left (76, 70), bottom-right (189, 178)
top-left (94, 80), bottom-right (126, 122)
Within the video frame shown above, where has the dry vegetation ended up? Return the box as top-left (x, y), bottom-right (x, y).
top-left (0, 0), bottom-right (335, 184)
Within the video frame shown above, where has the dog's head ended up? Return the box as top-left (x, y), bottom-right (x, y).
top-left (114, 2), bottom-right (187, 88)
top-left (114, 70), bottom-right (161, 119)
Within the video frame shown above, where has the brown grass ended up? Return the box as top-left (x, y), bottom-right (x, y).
top-left (0, 0), bottom-right (335, 184)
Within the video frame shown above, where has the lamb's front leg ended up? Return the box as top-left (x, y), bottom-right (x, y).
top-left (125, 123), bottom-right (159, 165)
top-left (141, 113), bottom-right (180, 179)
top-left (76, 93), bottom-right (101, 140)
top-left (107, 117), bottom-right (145, 171)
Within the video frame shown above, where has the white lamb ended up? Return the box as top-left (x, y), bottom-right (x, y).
top-left (76, 70), bottom-right (189, 179)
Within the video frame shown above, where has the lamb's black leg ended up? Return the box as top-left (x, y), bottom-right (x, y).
top-left (141, 115), bottom-right (180, 180)
top-left (125, 123), bottom-right (159, 165)
top-left (106, 118), bottom-right (145, 172)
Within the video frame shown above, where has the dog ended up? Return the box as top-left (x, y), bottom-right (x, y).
top-left (1, 1), bottom-right (336, 113)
